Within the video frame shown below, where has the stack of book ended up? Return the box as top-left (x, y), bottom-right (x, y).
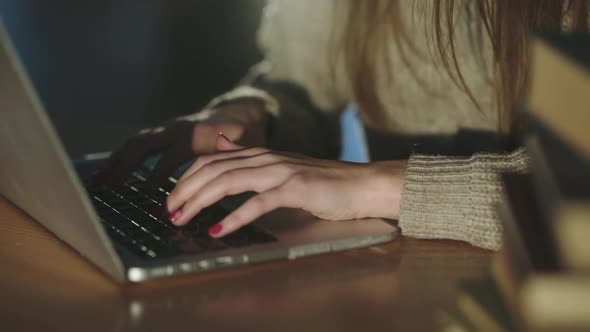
top-left (443, 34), bottom-right (590, 331)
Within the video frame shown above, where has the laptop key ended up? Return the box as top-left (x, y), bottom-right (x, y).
top-left (101, 197), bottom-right (131, 212)
top-left (96, 206), bottom-right (118, 219)
top-left (114, 187), bottom-right (143, 201)
top-left (104, 226), bottom-right (152, 257)
top-left (147, 205), bottom-right (166, 219)
top-left (105, 216), bottom-right (135, 230)
top-left (140, 220), bottom-right (165, 233)
top-left (149, 190), bottom-right (168, 202)
top-left (161, 182), bottom-right (176, 194)
top-left (126, 175), bottom-right (146, 186)
top-left (119, 224), bottom-right (142, 236)
top-left (135, 198), bottom-right (161, 209)
top-left (86, 175), bottom-right (280, 260)
top-left (142, 239), bottom-right (169, 255)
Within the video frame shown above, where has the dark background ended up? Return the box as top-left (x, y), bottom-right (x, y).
top-left (0, 0), bottom-right (266, 157)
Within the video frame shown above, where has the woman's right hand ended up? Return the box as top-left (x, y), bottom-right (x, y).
top-left (96, 99), bottom-right (269, 192)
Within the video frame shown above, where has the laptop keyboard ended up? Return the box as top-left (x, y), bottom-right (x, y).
top-left (85, 171), bottom-right (276, 260)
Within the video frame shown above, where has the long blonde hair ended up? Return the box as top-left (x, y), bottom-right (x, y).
top-left (339, 0), bottom-right (588, 133)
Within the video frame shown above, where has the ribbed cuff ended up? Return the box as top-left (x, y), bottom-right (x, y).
top-left (204, 85), bottom-right (280, 117)
top-left (399, 148), bottom-right (530, 250)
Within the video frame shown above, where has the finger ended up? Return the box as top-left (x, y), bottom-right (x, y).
top-left (216, 132), bottom-right (244, 151)
top-left (177, 146), bottom-right (268, 182)
top-left (169, 164), bottom-right (293, 226)
top-left (168, 153), bottom-right (285, 213)
top-left (209, 187), bottom-right (298, 238)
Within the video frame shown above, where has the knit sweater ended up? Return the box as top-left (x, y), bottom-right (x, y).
top-left (203, 0), bottom-right (537, 250)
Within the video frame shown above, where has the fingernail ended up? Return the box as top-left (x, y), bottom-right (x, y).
top-left (208, 224), bottom-right (223, 236)
top-left (168, 210), bottom-right (182, 223)
top-left (218, 132), bottom-right (232, 142)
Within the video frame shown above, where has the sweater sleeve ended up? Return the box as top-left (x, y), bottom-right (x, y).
top-left (399, 148), bottom-right (530, 250)
top-left (201, 0), bottom-right (346, 159)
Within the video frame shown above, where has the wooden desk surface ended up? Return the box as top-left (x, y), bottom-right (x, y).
top-left (0, 196), bottom-right (492, 332)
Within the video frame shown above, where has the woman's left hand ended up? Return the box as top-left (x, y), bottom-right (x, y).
top-left (166, 134), bottom-right (408, 238)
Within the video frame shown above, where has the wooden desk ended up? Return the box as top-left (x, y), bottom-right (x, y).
top-left (0, 196), bottom-right (492, 332)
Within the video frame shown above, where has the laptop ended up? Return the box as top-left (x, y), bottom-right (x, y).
top-left (0, 21), bottom-right (399, 282)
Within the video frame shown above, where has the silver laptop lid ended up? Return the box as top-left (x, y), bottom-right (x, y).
top-left (0, 20), bottom-right (125, 281)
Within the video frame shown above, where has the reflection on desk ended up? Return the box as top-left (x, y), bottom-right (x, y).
top-left (0, 196), bottom-right (491, 332)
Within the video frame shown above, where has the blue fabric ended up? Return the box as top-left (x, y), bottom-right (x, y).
top-left (339, 104), bottom-right (370, 163)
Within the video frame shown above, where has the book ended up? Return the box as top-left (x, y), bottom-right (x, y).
top-left (492, 251), bottom-right (590, 331)
top-left (492, 250), bottom-right (526, 331)
top-left (527, 34), bottom-right (590, 160)
top-left (489, 33), bottom-right (590, 332)
top-left (525, 121), bottom-right (590, 271)
top-left (499, 172), bottom-right (561, 273)
top-left (495, 174), bottom-right (590, 330)
top-left (554, 203), bottom-right (590, 271)
top-left (439, 308), bottom-right (477, 332)
top-left (520, 274), bottom-right (590, 329)
top-left (455, 276), bottom-right (514, 332)
top-left (525, 33), bottom-right (590, 273)
top-left (526, 117), bottom-right (590, 207)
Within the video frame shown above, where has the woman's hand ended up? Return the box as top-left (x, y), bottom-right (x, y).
top-left (166, 134), bottom-right (408, 238)
top-left (97, 100), bottom-right (268, 191)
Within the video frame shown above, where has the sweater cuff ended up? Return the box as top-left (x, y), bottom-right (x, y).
top-left (399, 148), bottom-right (530, 250)
top-left (203, 85), bottom-right (280, 117)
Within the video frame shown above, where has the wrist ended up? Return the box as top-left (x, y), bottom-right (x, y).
top-left (364, 160), bottom-right (408, 220)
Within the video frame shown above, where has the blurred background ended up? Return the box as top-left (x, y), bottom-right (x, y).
top-left (0, 0), bottom-right (266, 157)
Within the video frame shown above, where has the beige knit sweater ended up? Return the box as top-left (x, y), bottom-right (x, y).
top-left (204, 0), bottom-right (536, 250)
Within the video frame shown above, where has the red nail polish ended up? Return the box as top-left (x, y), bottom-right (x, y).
top-left (168, 210), bottom-right (182, 223)
top-left (208, 224), bottom-right (223, 236)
